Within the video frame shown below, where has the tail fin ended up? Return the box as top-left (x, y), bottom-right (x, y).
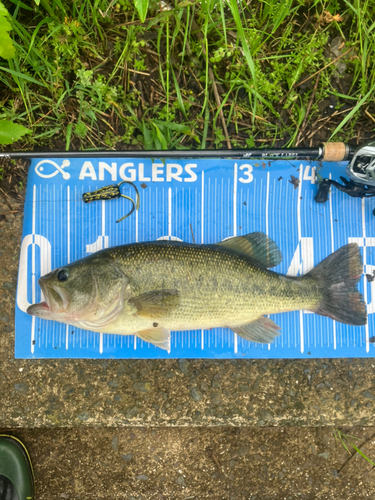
top-left (307, 243), bottom-right (367, 326)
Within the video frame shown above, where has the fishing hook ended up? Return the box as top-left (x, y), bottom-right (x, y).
top-left (82, 180), bottom-right (140, 223)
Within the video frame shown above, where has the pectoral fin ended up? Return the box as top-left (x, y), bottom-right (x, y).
top-left (229, 316), bottom-right (281, 344)
top-left (129, 289), bottom-right (179, 319)
top-left (137, 327), bottom-right (171, 351)
top-left (216, 232), bottom-right (282, 269)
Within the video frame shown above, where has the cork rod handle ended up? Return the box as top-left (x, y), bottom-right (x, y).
top-left (322, 142), bottom-right (349, 162)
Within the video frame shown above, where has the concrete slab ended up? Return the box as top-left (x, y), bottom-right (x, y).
top-left (1, 194), bottom-right (375, 428)
top-left (2, 427), bottom-right (375, 499)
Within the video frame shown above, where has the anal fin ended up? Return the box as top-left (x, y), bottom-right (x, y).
top-left (229, 316), bottom-right (281, 344)
top-left (137, 326), bottom-right (171, 352)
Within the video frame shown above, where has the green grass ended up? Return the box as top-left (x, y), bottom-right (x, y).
top-left (0, 0), bottom-right (375, 151)
top-left (333, 429), bottom-right (375, 471)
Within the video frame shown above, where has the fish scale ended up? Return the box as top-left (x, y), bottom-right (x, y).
top-left (107, 241), bottom-right (318, 330)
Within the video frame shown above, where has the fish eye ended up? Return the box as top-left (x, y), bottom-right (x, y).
top-left (57, 269), bottom-right (69, 282)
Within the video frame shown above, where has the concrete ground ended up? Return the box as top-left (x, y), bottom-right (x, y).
top-left (2, 197), bottom-right (375, 429)
top-left (2, 185), bottom-right (375, 498)
top-left (3, 427), bottom-right (375, 499)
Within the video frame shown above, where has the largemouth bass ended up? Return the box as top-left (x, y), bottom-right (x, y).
top-left (27, 232), bottom-right (366, 351)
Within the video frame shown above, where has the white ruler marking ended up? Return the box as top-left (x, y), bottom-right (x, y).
top-left (298, 166), bottom-right (304, 354)
top-left (31, 185), bottom-right (36, 353)
top-left (101, 199), bottom-right (105, 237)
top-left (136, 192), bottom-right (139, 242)
top-left (66, 185), bottom-right (71, 350)
top-left (328, 174), bottom-right (337, 350)
top-left (266, 171), bottom-right (271, 350)
top-left (168, 187), bottom-right (172, 238)
top-left (233, 163), bottom-right (237, 237)
top-left (201, 171), bottom-right (204, 243)
top-left (233, 163), bottom-right (238, 353)
top-left (99, 199), bottom-right (107, 354)
top-left (266, 171), bottom-right (270, 237)
top-left (362, 198), bottom-right (369, 352)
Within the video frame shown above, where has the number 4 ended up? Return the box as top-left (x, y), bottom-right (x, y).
top-left (303, 165), bottom-right (316, 184)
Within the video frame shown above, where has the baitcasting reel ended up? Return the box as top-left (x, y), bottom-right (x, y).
top-left (347, 141), bottom-right (375, 185)
top-left (314, 141), bottom-right (375, 203)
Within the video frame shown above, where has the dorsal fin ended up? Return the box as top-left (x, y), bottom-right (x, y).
top-left (216, 232), bottom-right (282, 268)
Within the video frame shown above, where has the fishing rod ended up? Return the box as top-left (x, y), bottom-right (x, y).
top-left (0, 142), bottom-right (353, 161)
top-left (2, 141), bottom-right (375, 202)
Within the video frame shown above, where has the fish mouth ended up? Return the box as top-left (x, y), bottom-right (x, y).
top-left (48, 286), bottom-right (65, 310)
top-left (26, 300), bottom-right (51, 317)
top-left (41, 278), bottom-right (67, 311)
top-left (27, 279), bottom-right (69, 317)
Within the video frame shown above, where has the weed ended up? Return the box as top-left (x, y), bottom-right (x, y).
top-left (0, 0), bottom-right (374, 152)
top-left (333, 429), bottom-right (375, 469)
top-left (0, 0), bottom-right (15, 59)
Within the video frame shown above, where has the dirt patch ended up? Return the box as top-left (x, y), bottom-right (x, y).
top-left (0, 158), bottom-right (29, 200)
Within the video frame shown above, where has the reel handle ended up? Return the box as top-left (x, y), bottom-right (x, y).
top-left (314, 179), bottom-right (331, 203)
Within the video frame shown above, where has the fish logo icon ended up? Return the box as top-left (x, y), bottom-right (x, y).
top-left (34, 159), bottom-right (71, 180)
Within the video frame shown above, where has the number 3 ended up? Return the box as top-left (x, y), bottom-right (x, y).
top-left (238, 164), bottom-right (253, 183)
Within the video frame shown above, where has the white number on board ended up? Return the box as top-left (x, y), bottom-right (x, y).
top-left (238, 164), bottom-right (254, 184)
top-left (17, 235), bottom-right (52, 313)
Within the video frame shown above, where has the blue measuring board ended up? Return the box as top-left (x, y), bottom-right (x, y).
top-left (15, 157), bottom-right (375, 359)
